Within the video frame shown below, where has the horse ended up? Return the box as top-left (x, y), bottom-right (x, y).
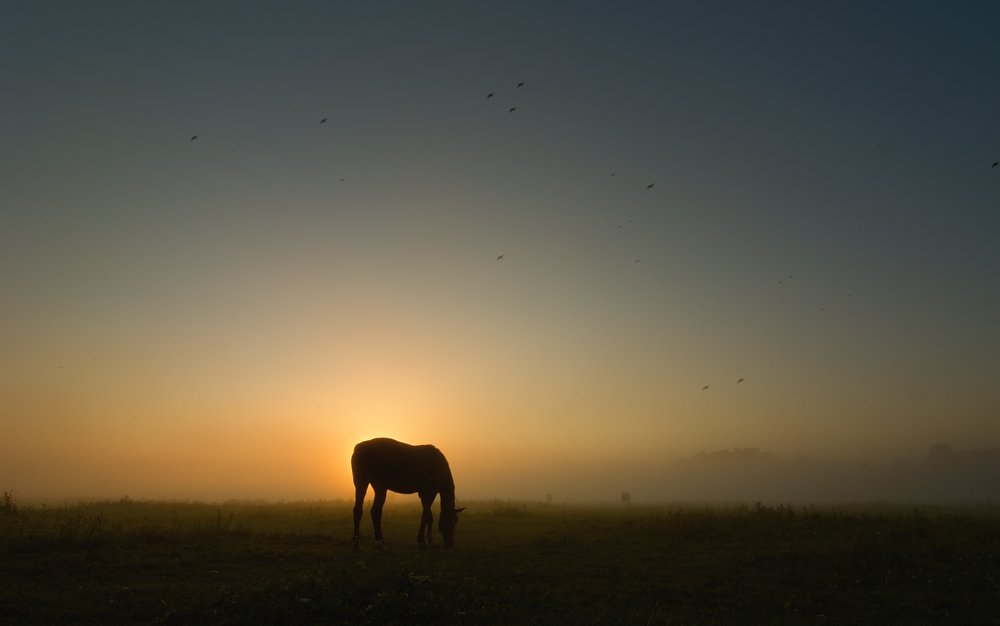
top-left (351, 437), bottom-right (465, 548)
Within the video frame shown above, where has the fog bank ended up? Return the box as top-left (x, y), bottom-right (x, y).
top-left (462, 444), bottom-right (1000, 504)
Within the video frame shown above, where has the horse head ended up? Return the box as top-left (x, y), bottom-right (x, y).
top-left (439, 506), bottom-right (465, 547)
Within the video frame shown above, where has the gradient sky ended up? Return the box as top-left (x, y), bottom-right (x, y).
top-left (3, 1), bottom-right (999, 501)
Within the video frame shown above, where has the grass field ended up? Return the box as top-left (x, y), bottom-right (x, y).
top-left (2, 495), bottom-right (999, 624)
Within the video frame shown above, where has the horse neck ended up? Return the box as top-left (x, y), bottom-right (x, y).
top-left (439, 486), bottom-right (456, 511)
top-left (437, 456), bottom-right (456, 510)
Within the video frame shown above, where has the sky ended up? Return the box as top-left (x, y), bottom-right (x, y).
top-left (2, 1), bottom-right (999, 502)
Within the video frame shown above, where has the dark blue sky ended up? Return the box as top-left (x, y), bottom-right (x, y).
top-left (2, 1), bottom-right (999, 498)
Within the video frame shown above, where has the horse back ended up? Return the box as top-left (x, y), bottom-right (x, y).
top-left (352, 438), bottom-right (452, 494)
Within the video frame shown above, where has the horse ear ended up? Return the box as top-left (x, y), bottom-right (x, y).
top-left (454, 507), bottom-right (466, 514)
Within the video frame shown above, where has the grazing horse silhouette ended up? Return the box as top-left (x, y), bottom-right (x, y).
top-left (352, 438), bottom-right (464, 548)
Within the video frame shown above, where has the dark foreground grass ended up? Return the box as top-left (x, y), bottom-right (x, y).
top-left (2, 499), bottom-right (999, 624)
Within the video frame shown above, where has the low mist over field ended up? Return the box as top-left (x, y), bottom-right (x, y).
top-left (11, 444), bottom-right (999, 506)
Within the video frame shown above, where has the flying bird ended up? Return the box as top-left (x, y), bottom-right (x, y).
top-left (486, 92), bottom-right (495, 98)
top-left (646, 183), bottom-right (655, 190)
top-left (702, 385), bottom-right (710, 391)
top-left (993, 161), bottom-right (999, 168)
top-left (497, 254), bottom-right (505, 261)
top-left (320, 118), bottom-right (328, 124)
top-left (517, 81), bottom-right (525, 88)
top-left (190, 135), bottom-right (198, 141)
top-left (508, 106), bottom-right (517, 113)
top-left (737, 377), bottom-right (745, 384)
top-left (610, 172), bottom-right (617, 177)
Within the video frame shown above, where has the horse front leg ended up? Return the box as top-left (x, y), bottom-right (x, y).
top-left (418, 493), bottom-right (435, 547)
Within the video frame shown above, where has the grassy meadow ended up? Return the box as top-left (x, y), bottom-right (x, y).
top-left (2, 494), bottom-right (999, 624)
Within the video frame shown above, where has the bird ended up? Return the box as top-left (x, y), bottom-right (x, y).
top-left (646, 183), bottom-right (655, 190)
top-left (497, 254), bottom-right (505, 261)
top-left (993, 161), bottom-right (999, 168)
top-left (517, 81), bottom-right (525, 88)
top-left (610, 172), bottom-right (617, 177)
top-left (486, 92), bottom-right (495, 98)
top-left (190, 135), bottom-right (198, 141)
top-left (737, 377), bottom-right (744, 384)
top-left (634, 259), bottom-right (640, 263)
top-left (320, 118), bottom-right (328, 124)
top-left (508, 106), bottom-right (517, 113)
top-left (702, 385), bottom-right (710, 391)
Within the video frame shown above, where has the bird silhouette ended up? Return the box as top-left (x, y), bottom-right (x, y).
top-left (517, 81), bottom-right (525, 88)
top-left (702, 385), bottom-right (710, 391)
top-left (320, 118), bottom-right (328, 124)
top-left (610, 172), bottom-right (617, 177)
top-left (497, 254), bottom-right (505, 261)
top-left (646, 183), bottom-right (655, 190)
top-left (993, 161), bottom-right (999, 168)
top-left (486, 92), bottom-right (495, 98)
top-left (737, 377), bottom-right (745, 384)
top-left (190, 135), bottom-right (198, 141)
top-left (508, 106), bottom-right (517, 113)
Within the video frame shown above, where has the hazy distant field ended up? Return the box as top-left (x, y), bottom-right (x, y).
top-left (2, 496), bottom-right (999, 624)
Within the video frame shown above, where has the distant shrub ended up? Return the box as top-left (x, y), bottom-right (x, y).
top-left (491, 502), bottom-right (531, 518)
top-left (1, 490), bottom-right (17, 515)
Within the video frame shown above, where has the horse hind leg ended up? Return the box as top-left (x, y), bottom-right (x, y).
top-left (370, 488), bottom-right (387, 550)
top-left (352, 482), bottom-right (368, 550)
